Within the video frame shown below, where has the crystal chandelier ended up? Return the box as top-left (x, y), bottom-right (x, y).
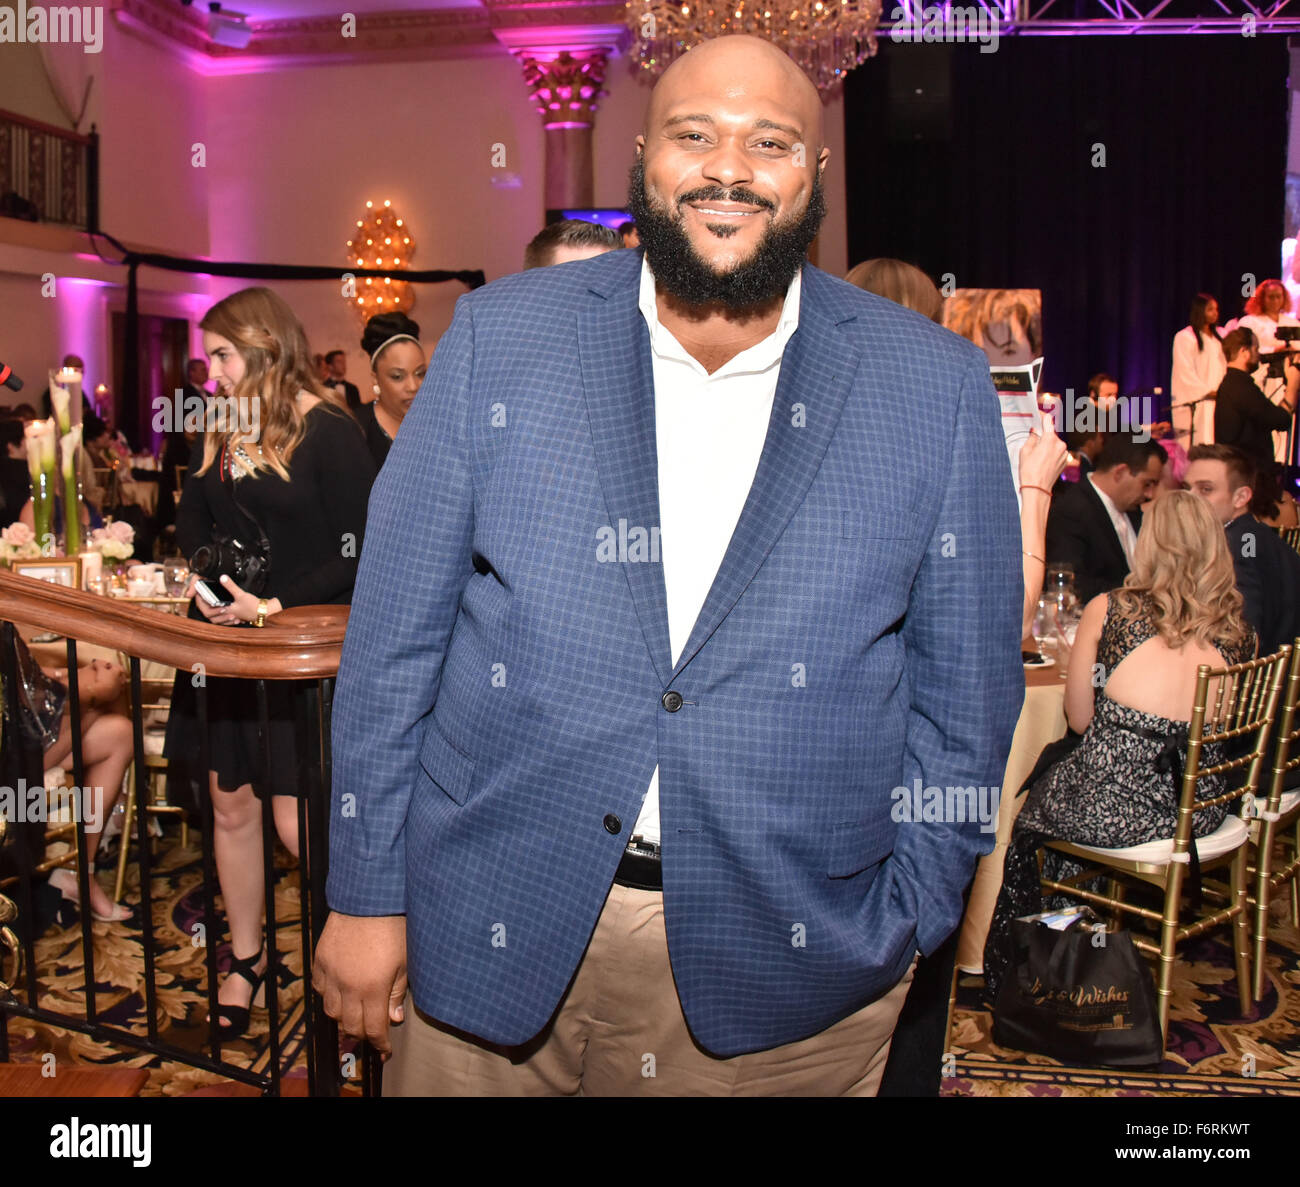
top-left (623, 0), bottom-right (883, 96)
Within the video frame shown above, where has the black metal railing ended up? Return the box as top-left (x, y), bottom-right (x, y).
top-left (0, 571), bottom-right (373, 1096)
top-left (0, 108), bottom-right (98, 232)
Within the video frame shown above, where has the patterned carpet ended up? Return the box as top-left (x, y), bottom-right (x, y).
top-left (0, 836), bottom-right (317, 1097)
top-left (4, 829), bottom-right (1300, 1097)
top-left (943, 918), bottom-right (1300, 1097)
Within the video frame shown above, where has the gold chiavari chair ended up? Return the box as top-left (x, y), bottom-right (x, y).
top-left (108, 597), bottom-right (189, 901)
top-left (1249, 639), bottom-right (1300, 1001)
top-left (1279, 526), bottom-right (1300, 554)
top-left (92, 465), bottom-right (119, 510)
top-left (115, 675), bottom-right (187, 902)
top-left (1036, 646), bottom-right (1291, 1047)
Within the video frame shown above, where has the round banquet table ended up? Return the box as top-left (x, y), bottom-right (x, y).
top-left (955, 661), bottom-right (1068, 974)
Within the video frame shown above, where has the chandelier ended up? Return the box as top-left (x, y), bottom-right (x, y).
top-left (623, 0), bottom-right (884, 96)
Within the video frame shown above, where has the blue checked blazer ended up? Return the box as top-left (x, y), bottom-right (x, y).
top-left (328, 247), bottom-right (1024, 1056)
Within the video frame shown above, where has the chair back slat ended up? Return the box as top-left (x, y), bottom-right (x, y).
top-left (1172, 647), bottom-right (1291, 851)
top-left (1264, 639), bottom-right (1300, 810)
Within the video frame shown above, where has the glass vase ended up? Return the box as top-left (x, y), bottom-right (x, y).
top-left (63, 468), bottom-right (84, 558)
top-left (31, 470), bottom-right (53, 555)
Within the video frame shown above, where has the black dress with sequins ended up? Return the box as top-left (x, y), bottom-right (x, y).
top-left (982, 592), bottom-right (1255, 1002)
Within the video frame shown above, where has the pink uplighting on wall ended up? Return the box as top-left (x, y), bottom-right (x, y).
top-left (56, 277), bottom-right (111, 398)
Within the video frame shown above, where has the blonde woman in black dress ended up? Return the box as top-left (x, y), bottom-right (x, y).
top-left (984, 491), bottom-right (1256, 1001)
top-left (170, 287), bottom-right (375, 1035)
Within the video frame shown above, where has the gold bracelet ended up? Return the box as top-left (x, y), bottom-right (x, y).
top-left (254, 598), bottom-right (270, 628)
top-left (1023, 549), bottom-right (1046, 565)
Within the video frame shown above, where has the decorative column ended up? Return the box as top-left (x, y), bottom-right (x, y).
top-left (516, 48), bottom-right (608, 210)
top-left (492, 17), bottom-right (628, 213)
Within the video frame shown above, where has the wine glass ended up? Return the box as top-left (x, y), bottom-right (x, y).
top-left (164, 562), bottom-right (189, 598)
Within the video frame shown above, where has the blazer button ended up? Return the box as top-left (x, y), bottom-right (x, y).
top-left (661, 690), bottom-right (683, 712)
top-left (603, 814), bottom-right (622, 835)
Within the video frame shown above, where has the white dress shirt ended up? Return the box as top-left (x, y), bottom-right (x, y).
top-left (630, 255), bottom-right (802, 845)
top-left (1088, 472), bottom-right (1137, 566)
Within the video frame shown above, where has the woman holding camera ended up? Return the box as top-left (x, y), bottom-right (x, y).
top-left (167, 286), bottom-right (375, 1036)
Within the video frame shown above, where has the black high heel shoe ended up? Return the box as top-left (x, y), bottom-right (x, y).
top-left (212, 949), bottom-right (269, 1038)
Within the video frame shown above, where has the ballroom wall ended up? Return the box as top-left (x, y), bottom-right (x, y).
top-left (1, 20), bottom-right (848, 425)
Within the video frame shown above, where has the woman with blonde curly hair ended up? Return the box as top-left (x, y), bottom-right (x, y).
top-left (983, 491), bottom-right (1257, 1001)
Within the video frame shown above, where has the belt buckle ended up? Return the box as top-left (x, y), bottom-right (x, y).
top-left (626, 835), bottom-right (661, 860)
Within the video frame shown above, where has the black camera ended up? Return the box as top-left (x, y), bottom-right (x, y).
top-left (189, 533), bottom-right (269, 596)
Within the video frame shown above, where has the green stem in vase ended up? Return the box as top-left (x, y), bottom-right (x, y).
top-left (31, 471), bottom-right (53, 555)
top-left (63, 469), bottom-right (82, 557)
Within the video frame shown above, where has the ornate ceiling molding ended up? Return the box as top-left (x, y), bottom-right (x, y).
top-left (110, 0), bottom-right (633, 73)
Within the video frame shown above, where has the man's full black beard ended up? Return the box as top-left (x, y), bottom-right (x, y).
top-left (626, 156), bottom-right (827, 312)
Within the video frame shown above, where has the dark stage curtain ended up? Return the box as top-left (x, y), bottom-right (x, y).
top-left (842, 35), bottom-right (1290, 399)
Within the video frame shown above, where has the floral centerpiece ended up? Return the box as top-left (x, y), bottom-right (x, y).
top-left (0, 522), bottom-right (41, 566)
top-left (89, 519), bottom-right (135, 562)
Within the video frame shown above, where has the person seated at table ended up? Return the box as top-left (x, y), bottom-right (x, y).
top-left (1142, 437), bottom-right (1188, 510)
top-left (1253, 464), bottom-right (1300, 530)
top-left (81, 413), bottom-right (159, 558)
top-left (844, 256), bottom-right (1066, 1097)
top-left (1214, 326), bottom-right (1297, 470)
top-left (38, 656), bottom-right (135, 923)
top-left (983, 491), bottom-right (1257, 1003)
top-left (1045, 434), bottom-right (1166, 603)
top-left (0, 416), bottom-right (32, 529)
top-left (1061, 417), bottom-right (1103, 486)
top-left (357, 312), bottom-right (426, 470)
top-left (1186, 444), bottom-right (1300, 656)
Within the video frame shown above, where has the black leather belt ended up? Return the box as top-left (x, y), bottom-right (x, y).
top-left (614, 839), bottom-right (662, 891)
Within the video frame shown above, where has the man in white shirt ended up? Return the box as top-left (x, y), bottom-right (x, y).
top-left (318, 33), bottom-right (1022, 1097)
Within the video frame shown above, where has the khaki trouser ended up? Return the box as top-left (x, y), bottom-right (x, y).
top-left (386, 882), bottom-right (917, 1097)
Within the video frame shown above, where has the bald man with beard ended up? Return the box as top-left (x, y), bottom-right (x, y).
top-left (316, 35), bottom-right (1023, 1096)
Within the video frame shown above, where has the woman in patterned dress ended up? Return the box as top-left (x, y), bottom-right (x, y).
top-left (984, 490), bottom-right (1257, 1002)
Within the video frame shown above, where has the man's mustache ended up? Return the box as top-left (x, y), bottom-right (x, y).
top-left (675, 189), bottom-right (775, 212)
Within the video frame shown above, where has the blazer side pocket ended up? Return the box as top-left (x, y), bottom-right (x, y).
top-left (417, 719), bottom-right (478, 806)
top-left (825, 818), bottom-right (896, 879)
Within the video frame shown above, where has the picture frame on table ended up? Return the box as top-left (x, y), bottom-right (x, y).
top-left (13, 556), bottom-right (83, 590)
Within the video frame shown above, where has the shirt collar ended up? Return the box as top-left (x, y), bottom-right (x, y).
top-left (1087, 471), bottom-right (1127, 523)
top-left (637, 254), bottom-right (801, 378)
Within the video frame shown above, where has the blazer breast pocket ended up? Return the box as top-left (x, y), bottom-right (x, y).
top-left (417, 719), bottom-right (479, 806)
top-left (825, 817), bottom-right (896, 879)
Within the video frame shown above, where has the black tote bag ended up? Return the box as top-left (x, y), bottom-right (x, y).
top-left (992, 914), bottom-right (1164, 1067)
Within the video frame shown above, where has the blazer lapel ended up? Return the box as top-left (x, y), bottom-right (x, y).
top-left (577, 258), bottom-right (864, 687)
top-left (577, 255), bottom-right (674, 685)
top-left (1081, 476), bottom-right (1130, 572)
top-left (669, 266), bottom-right (862, 679)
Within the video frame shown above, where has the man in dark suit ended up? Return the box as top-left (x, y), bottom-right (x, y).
top-left (324, 350), bottom-right (361, 412)
top-left (1186, 444), bottom-right (1300, 655)
top-left (1045, 434), bottom-right (1166, 603)
top-left (1215, 327), bottom-right (1296, 468)
top-left (314, 34), bottom-right (1023, 1097)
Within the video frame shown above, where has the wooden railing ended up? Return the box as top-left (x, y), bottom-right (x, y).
top-left (0, 108), bottom-right (99, 231)
top-left (0, 569), bottom-right (348, 678)
top-left (0, 568), bottom-right (366, 1097)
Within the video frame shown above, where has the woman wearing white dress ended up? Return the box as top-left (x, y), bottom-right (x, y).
top-left (1171, 293), bottom-right (1225, 448)
top-left (1236, 278), bottom-right (1299, 462)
